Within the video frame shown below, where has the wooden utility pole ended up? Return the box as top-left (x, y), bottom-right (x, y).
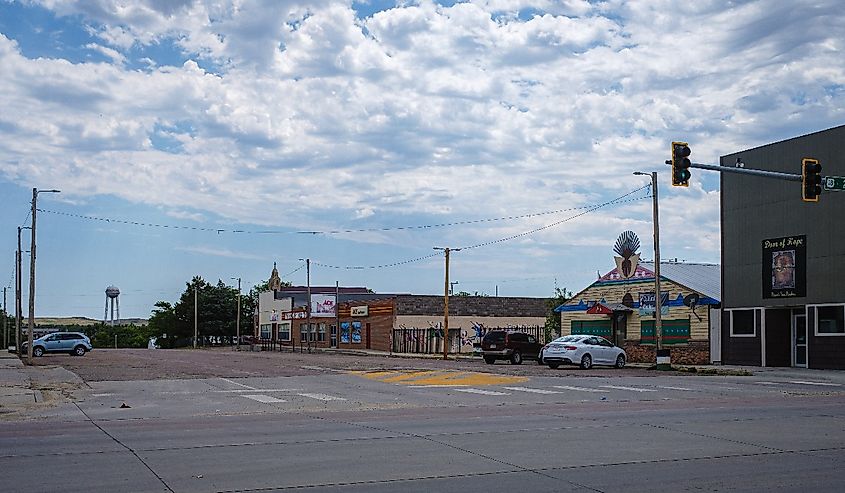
top-left (434, 247), bottom-right (461, 360)
top-left (193, 285), bottom-right (198, 349)
top-left (2, 286), bottom-right (7, 350)
top-left (15, 227), bottom-right (24, 356)
top-left (305, 258), bottom-right (311, 353)
top-left (26, 188), bottom-right (59, 364)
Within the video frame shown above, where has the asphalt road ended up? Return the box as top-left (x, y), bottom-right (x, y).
top-left (3, 348), bottom-right (845, 492)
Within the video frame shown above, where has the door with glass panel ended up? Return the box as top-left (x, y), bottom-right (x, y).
top-left (792, 313), bottom-right (807, 367)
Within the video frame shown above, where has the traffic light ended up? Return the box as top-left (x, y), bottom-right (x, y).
top-left (671, 141), bottom-right (692, 187)
top-left (802, 158), bottom-right (822, 202)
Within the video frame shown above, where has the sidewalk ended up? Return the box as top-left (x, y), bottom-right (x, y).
top-left (0, 350), bottom-right (41, 412)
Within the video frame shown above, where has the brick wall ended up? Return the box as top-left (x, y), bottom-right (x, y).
top-left (624, 341), bottom-right (710, 365)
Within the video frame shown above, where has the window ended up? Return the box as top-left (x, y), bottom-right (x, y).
top-left (260, 324), bottom-right (271, 339)
top-left (318, 323), bottom-right (326, 342)
top-left (278, 323), bottom-right (291, 341)
top-left (641, 319), bottom-right (691, 345)
top-left (598, 338), bottom-right (613, 347)
top-left (527, 335), bottom-right (537, 344)
top-left (510, 333), bottom-right (527, 342)
top-left (730, 309), bottom-right (757, 337)
top-left (814, 305), bottom-right (845, 336)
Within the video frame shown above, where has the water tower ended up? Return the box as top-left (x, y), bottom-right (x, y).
top-left (105, 286), bottom-right (120, 326)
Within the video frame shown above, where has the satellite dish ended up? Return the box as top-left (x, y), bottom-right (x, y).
top-left (683, 293), bottom-right (699, 308)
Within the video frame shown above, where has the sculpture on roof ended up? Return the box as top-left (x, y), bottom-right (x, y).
top-left (269, 262), bottom-right (282, 292)
top-left (613, 231), bottom-right (641, 279)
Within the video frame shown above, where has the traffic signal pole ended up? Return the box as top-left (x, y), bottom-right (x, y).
top-left (685, 160), bottom-right (803, 182)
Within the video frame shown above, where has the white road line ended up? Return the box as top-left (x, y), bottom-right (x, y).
top-left (212, 389), bottom-right (302, 393)
top-left (243, 394), bottom-right (286, 404)
top-left (454, 388), bottom-right (510, 396)
top-left (657, 386), bottom-right (694, 391)
top-left (756, 382), bottom-right (780, 386)
top-left (503, 387), bottom-right (563, 395)
top-left (790, 380), bottom-right (842, 387)
top-left (599, 385), bottom-right (657, 392)
top-left (220, 378), bottom-right (255, 390)
top-left (91, 393), bottom-right (115, 397)
top-left (553, 385), bottom-right (606, 393)
top-left (298, 393), bottom-right (347, 401)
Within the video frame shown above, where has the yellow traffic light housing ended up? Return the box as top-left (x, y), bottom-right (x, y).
top-left (671, 141), bottom-right (692, 187)
top-left (801, 158), bottom-right (822, 202)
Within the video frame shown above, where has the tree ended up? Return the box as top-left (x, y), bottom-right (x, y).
top-left (147, 301), bottom-right (177, 348)
top-left (544, 287), bottom-right (572, 343)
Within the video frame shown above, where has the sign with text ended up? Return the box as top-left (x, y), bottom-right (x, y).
top-left (310, 294), bottom-right (336, 318)
top-left (762, 235), bottom-right (806, 299)
top-left (351, 306), bottom-right (368, 317)
top-left (824, 176), bottom-right (845, 191)
top-left (638, 291), bottom-right (669, 316)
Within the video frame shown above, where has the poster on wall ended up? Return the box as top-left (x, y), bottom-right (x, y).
top-left (762, 235), bottom-right (806, 298)
top-left (340, 322), bottom-right (350, 343)
top-left (638, 291), bottom-right (669, 316)
top-left (310, 294), bottom-right (336, 317)
top-left (351, 321), bottom-right (362, 344)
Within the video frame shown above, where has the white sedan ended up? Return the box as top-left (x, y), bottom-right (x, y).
top-left (539, 335), bottom-right (626, 369)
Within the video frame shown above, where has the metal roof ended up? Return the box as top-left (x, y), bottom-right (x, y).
top-left (640, 262), bottom-right (720, 301)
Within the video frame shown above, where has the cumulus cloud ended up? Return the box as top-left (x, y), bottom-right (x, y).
top-left (1, 0), bottom-right (844, 281)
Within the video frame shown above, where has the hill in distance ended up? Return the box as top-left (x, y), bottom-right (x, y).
top-left (34, 316), bottom-right (149, 326)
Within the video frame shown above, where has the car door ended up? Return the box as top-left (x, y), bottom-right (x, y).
top-left (525, 334), bottom-right (541, 358)
top-left (44, 334), bottom-right (63, 352)
top-left (584, 337), bottom-right (605, 364)
top-left (596, 337), bottom-right (616, 364)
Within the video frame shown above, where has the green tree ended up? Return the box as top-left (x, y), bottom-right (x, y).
top-left (544, 287), bottom-right (572, 343)
top-left (147, 301), bottom-right (177, 348)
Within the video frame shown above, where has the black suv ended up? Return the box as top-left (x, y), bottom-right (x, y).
top-left (480, 331), bottom-right (543, 365)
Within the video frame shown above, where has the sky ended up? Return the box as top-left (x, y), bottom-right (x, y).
top-left (1, 0), bottom-right (843, 320)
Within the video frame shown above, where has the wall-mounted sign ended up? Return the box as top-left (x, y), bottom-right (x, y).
top-left (282, 310), bottom-right (307, 320)
top-left (270, 310), bottom-right (280, 322)
top-left (351, 306), bottom-right (368, 317)
top-left (311, 294), bottom-right (336, 318)
top-left (638, 291), bottom-right (669, 316)
top-left (762, 235), bottom-right (806, 298)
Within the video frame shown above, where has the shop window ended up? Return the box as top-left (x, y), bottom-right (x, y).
top-left (318, 323), bottom-right (327, 342)
top-left (260, 324), bottom-right (271, 340)
top-left (730, 309), bottom-right (757, 337)
top-left (814, 305), bottom-right (845, 336)
top-left (640, 319), bottom-right (690, 345)
top-left (571, 320), bottom-right (611, 338)
top-left (278, 323), bottom-right (291, 341)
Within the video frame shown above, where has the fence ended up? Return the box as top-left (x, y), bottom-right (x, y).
top-left (392, 325), bottom-right (546, 354)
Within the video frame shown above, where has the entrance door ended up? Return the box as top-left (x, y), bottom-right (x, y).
top-left (792, 313), bottom-right (807, 367)
top-left (330, 324), bottom-right (337, 347)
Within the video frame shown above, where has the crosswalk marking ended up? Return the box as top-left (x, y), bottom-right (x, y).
top-left (599, 385), bottom-right (656, 392)
top-left (790, 380), bottom-right (841, 387)
top-left (503, 387), bottom-right (563, 395)
top-left (454, 388), bottom-right (510, 396)
top-left (553, 385), bottom-right (606, 393)
top-left (298, 393), bottom-right (347, 401)
top-left (243, 394), bottom-right (286, 403)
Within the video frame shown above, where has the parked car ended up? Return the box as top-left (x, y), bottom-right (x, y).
top-left (480, 330), bottom-right (543, 365)
top-left (21, 332), bottom-right (93, 357)
top-left (539, 335), bottom-right (626, 369)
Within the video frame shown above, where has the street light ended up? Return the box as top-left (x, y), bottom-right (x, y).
top-left (231, 277), bottom-right (241, 350)
top-left (27, 188), bottom-right (60, 365)
top-left (632, 172), bottom-right (668, 368)
top-left (434, 247), bottom-right (461, 360)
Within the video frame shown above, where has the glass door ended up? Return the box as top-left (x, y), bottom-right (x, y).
top-left (792, 313), bottom-right (807, 367)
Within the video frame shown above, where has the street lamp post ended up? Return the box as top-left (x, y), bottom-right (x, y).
top-left (434, 247), bottom-right (461, 360)
top-left (231, 277), bottom-right (241, 350)
top-left (27, 188), bottom-right (60, 365)
top-left (633, 172), bottom-right (668, 368)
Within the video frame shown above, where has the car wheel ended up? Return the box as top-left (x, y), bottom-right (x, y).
top-left (615, 354), bottom-right (626, 368)
top-left (484, 356), bottom-right (496, 364)
top-left (547, 362), bottom-right (560, 369)
top-left (33, 346), bottom-right (44, 357)
top-left (510, 351), bottom-right (522, 365)
top-left (73, 345), bottom-right (87, 356)
top-left (580, 354), bottom-right (592, 370)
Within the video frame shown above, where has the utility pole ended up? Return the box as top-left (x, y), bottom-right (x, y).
top-left (2, 286), bottom-right (7, 350)
top-left (434, 247), bottom-right (461, 360)
top-left (193, 285), bottom-right (198, 349)
top-left (15, 227), bottom-right (26, 356)
top-left (27, 188), bottom-right (60, 365)
top-left (231, 277), bottom-right (241, 350)
top-left (634, 172), bottom-right (667, 368)
top-left (306, 259), bottom-right (311, 353)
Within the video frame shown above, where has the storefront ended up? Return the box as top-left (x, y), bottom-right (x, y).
top-left (720, 126), bottom-right (845, 369)
top-left (556, 232), bottom-right (720, 365)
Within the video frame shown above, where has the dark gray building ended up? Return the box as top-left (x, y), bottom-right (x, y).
top-left (720, 125), bottom-right (845, 369)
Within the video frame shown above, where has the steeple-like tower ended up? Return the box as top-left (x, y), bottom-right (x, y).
top-left (269, 262), bottom-right (282, 292)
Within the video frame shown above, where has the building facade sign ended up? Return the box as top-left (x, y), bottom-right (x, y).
top-left (311, 294), bottom-right (337, 318)
top-left (638, 291), bottom-right (669, 316)
top-left (282, 310), bottom-right (307, 320)
top-left (762, 235), bottom-right (806, 299)
top-left (351, 306), bottom-right (368, 317)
